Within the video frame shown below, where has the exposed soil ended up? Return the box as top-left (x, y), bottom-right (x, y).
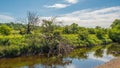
top-left (96, 57), bottom-right (120, 68)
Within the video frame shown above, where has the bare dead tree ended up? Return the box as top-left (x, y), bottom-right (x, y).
top-left (26, 11), bottom-right (39, 34)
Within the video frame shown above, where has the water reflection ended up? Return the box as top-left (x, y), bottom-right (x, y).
top-left (0, 56), bottom-right (72, 68)
top-left (94, 49), bottom-right (104, 57)
top-left (107, 43), bottom-right (120, 56)
top-left (0, 43), bottom-right (119, 68)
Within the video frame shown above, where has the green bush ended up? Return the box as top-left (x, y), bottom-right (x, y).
top-left (19, 28), bottom-right (26, 35)
top-left (0, 45), bottom-right (20, 57)
top-left (109, 19), bottom-right (120, 43)
top-left (62, 34), bottom-right (78, 45)
top-left (0, 25), bottom-right (12, 35)
top-left (87, 35), bottom-right (102, 46)
top-left (78, 30), bottom-right (89, 41)
top-left (0, 38), bottom-right (10, 46)
top-left (4, 45), bottom-right (20, 57)
top-left (109, 27), bottom-right (120, 43)
top-left (0, 36), bottom-right (24, 46)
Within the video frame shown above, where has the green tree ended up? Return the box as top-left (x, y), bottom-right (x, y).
top-left (63, 25), bottom-right (71, 34)
top-left (0, 25), bottom-right (12, 35)
top-left (63, 23), bottom-right (79, 34)
top-left (95, 26), bottom-right (107, 39)
top-left (111, 19), bottom-right (120, 28)
top-left (78, 30), bottom-right (89, 40)
top-left (70, 23), bottom-right (79, 34)
top-left (88, 28), bottom-right (96, 34)
top-left (109, 19), bottom-right (120, 43)
top-left (77, 30), bottom-right (89, 46)
top-left (96, 29), bottom-right (105, 39)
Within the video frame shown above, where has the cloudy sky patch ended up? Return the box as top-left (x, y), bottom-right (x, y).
top-left (0, 0), bottom-right (120, 27)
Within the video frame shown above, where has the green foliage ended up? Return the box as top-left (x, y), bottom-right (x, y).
top-left (109, 19), bottom-right (120, 43)
top-left (87, 35), bottom-right (102, 46)
top-left (0, 19), bottom-right (120, 58)
top-left (19, 28), bottom-right (26, 35)
top-left (96, 29), bottom-right (105, 39)
top-left (78, 30), bottom-right (89, 40)
top-left (62, 34), bottom-right (78, 45)
top-left (0, 35), bottom-right (24, 46)
top-left (0, 22), bottom-right (26, 30)
top-left (63, 25), bottom-right (71, 34)
top-left (111, 19), bottom-right (120, 28)
top-left (63, 23), bottom-right (79, 34)
top-left (3, 45), bottom-right (20, 57)
top-left (0, 38), bottom-right (10, 46)
top-left (109, 27), bottom-right (120, 43)
top-left (77, 30), bottom-right (89, 46)
top-left (95, 26), bottom-right (106, 39)
top-left (0, 25), bottom-right (12, 35)
top-left (88, 28), bottom-right (96, 34)
top-left (70, 23), bottom-right (79, 34)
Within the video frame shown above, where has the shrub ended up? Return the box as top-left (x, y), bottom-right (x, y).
top-left (87, 35), bottom-right (103, 46)
top-left (0, 25), bottom-right (12, 35)
top-left (109, 26), bottom-right (120, 43)
top-left (0, 38), bottom-right (10, 46)
top-left (19, 28), bottom-right (26, 35)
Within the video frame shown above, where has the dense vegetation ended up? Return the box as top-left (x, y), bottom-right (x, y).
top-left (0, 12), bottom-right (120, 58)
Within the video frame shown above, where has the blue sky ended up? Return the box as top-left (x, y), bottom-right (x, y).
top-left (0, 0), bottom-right (120, 27)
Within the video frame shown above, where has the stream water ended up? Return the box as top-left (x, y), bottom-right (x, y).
top-left (0, 43), bottom-right (119, 68)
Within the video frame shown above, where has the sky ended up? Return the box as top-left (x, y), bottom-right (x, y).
top-left (0, 0), bottom-right (120, 27)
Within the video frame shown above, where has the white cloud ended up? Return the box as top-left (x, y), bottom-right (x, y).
top-left (66, 64), bottom-right (76, 68)
top-left (44, 0), bottom-right (78, 9)
top-left (65, 0), bottom-right (78, 4)
top-left (88, 50), bottom-right (114, 62)
top-left (55, 6), bottom-right (120, 28)
top-left (0, 15), bottom-right (15, 23)
top-left (44, 4), bottom-right (70, 9)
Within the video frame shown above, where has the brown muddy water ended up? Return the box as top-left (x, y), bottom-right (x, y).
top-left (0, 43), bottom-right (119, 68)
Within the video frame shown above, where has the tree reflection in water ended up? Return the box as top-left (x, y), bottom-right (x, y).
top-left (0, 43), bottom-right (119, 68)
top-left (107, 43), bottom-right (120, 57)
top-left (0, 55), bottom-right (72, 68)
top-left (94, 49), bottom-right (104, 58)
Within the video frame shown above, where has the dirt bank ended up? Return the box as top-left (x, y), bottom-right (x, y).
top-left (96, 57), bottom-right (120, 68)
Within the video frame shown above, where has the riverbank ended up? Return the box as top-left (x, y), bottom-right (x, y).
top-left (0, 19), bottom-right (120, 58)
top-left (96, 57), bottom-right (120, 68)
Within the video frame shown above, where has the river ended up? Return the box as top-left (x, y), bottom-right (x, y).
top-left (0, 43), bottom-right (119, 68)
